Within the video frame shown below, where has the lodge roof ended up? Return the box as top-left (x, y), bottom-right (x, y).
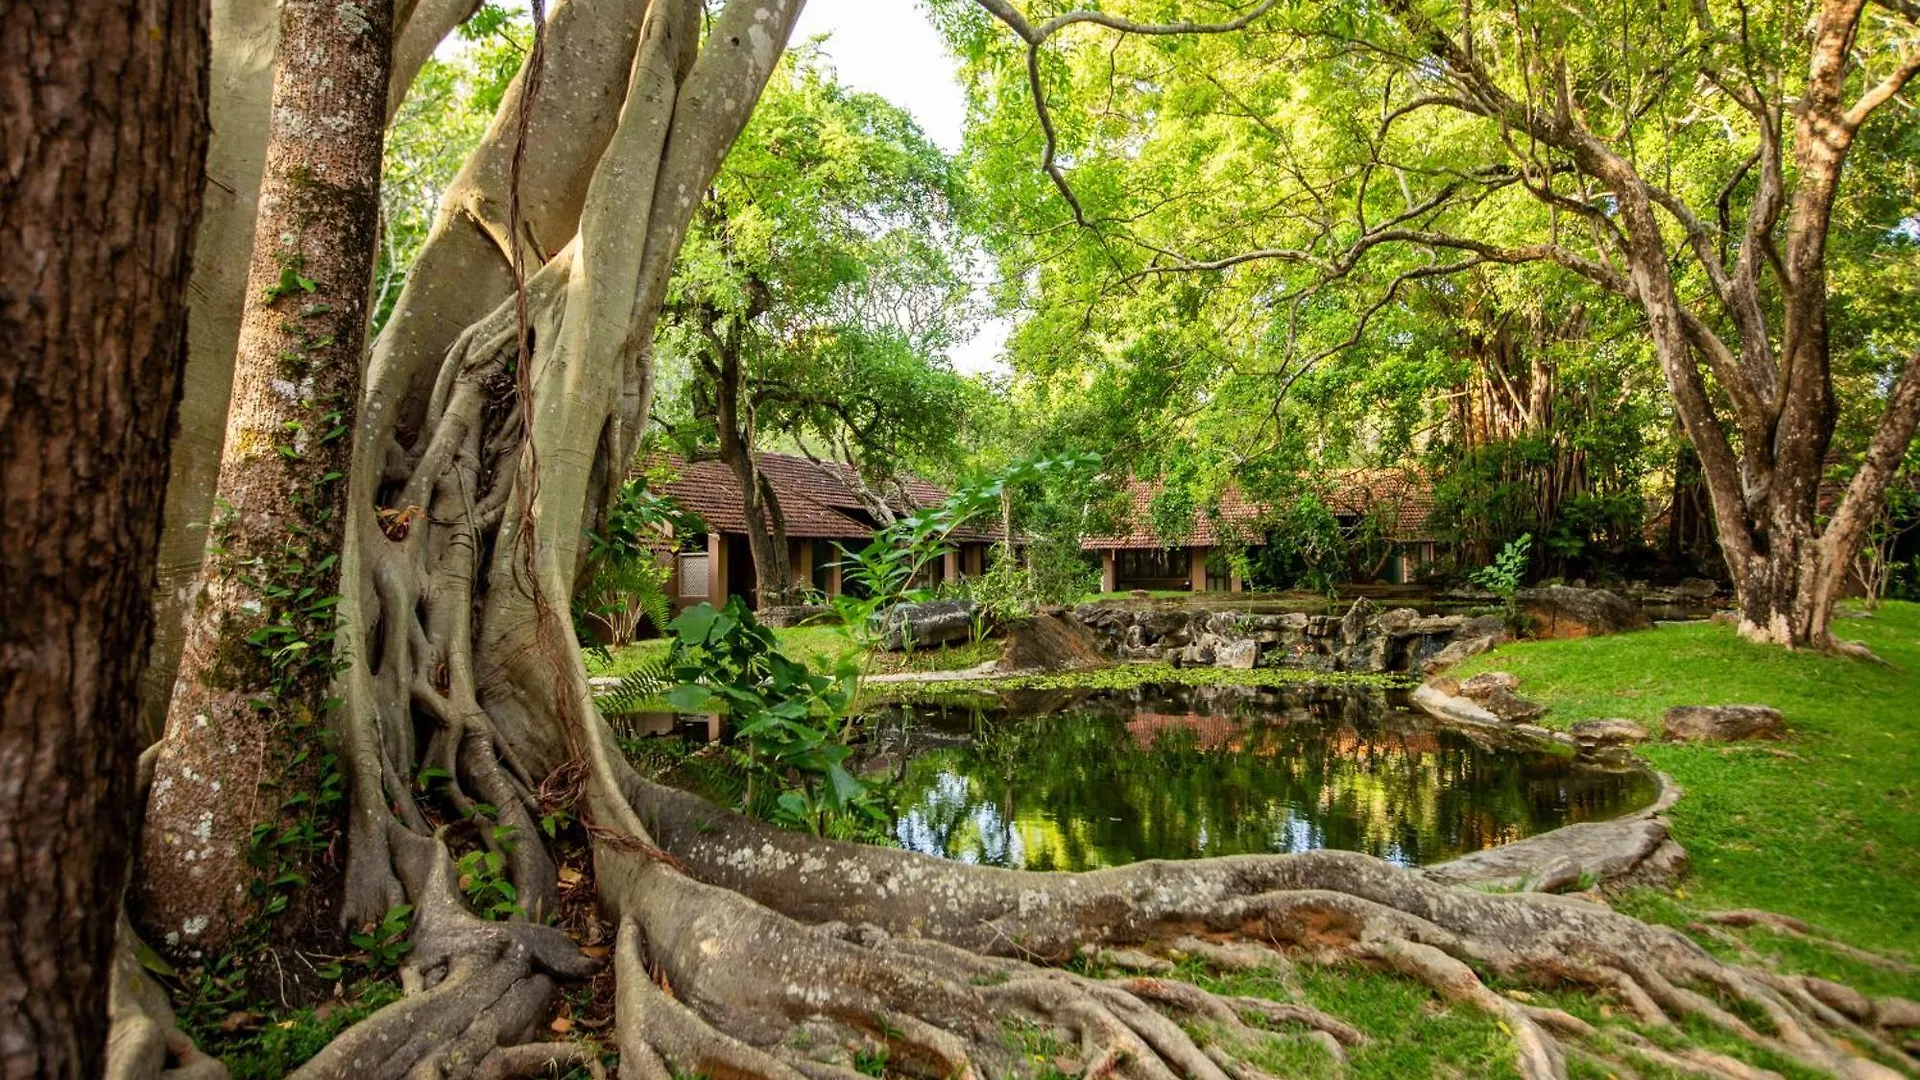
top-left (642, 451), bottom-right (1001, 542)
top-left (1080, 470), bottom-right (1437, 550)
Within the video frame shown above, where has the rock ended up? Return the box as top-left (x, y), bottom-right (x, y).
top-left (1475, 685), bottom-right (1548, 723)
top-left (1674, 577), bottom-right (1721, 600)
top-left (1450, 671), bottom-right (1546, 722)
top-left (877, 599), bottom-right (979, 651)
top-left (1570, 718), bottom-right (1651, 747)
top-left (1340, 597), bottom-right (1374, 646)
top-left (1459, 671), bottom-right (1519, 695)
top-left (1215, 638), bottom-right (1259, 669)
top-left (758, 603), bottom-right (835, 629)
top-left (1421, 633), bottom-right (1498, 673)
top-left (1516, 585), bottom-right (1652, 639)
top-left (1128, 589), bottom-right (1151, 600)
top-left (999, 613), bottom-right (1110, 674)
top-left (1663, 704), bottom-right (1785, 742)
top-left (1410, 681), bottom-right (1503, 728)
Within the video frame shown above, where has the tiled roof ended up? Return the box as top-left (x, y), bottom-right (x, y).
top-left (1080, 470), bottom-right (1437, 550)
top-left (1326, 468), bottom-right (1438, 542)
top-left (1079, 481), bottom-right (1266, 550)
top-left (639, 451), bottom-right (1001, 542)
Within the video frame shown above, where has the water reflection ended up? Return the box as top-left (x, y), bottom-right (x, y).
top-left (859, 683), bottom-right (1657, 871)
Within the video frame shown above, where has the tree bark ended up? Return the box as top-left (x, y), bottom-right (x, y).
top-left (0, 0), bottom-right (210, 1073)
top-left (135, 0), bottom-right (393, 957)
top-left (711, 339), bottom-right (797, 607)
top-left (143, 0), bottom-right (283, 743)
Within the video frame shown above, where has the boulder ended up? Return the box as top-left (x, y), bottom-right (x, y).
top-left (1674, 577), bottom-right (1721, 600)
top-left (1340, 597), bottom-right (1374, 646)
top-left (1516, 585), bottom-right (1652, 639)
top-left (1570, 718), bottom-right (1651, 747)
top-left (1459, 671), bottom-right (1519, 695)
top-left (1454, 671), bottom-right (1546, 722)
top-left (1214, 638), bottom-right (1259, 670)
top-left (758, 604), bottom-right (836, 629)
top-left (1475, 685), bottom-right (1549, 723)
top-left (877, 599), bottom-right (979, 652)
top-left (999, 613), bottom-right (1111, 673)
top-left (1663, 704), bottom-right (1785, 742)
top-left (1421, 633), bottom-right (1498, 673)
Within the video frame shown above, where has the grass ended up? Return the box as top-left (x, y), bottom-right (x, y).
top-left (1451, 600), bottom-right (1920, 996)
top-left (588, 624), bottom-right (1002, 681)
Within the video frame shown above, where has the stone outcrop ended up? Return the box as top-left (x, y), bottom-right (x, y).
top-left (1415, 672), bottom-right (1549, 726)
top-left (1663, 704), bottom-right (1786, 742)
top-left (998, 612), bottom-right (1110, 674)
top-left (1069, 601), bottom-right (1505, 674)
top-left (1516, 585), bottom-right (1653, 639)
top-left (878, 599), bottom-right (979, 652)
top-left (1570, 719), bottom-right (1651, 748)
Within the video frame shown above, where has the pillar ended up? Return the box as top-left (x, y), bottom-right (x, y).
top-left (1229, 567), bottom-right (1243, 593)
top-left (795, 539), bottom-right (812, 591)
top-left (706, 532), bottom-right (727, 605)
top-left (943, 548), bottom-right (960, 583)
top-left (1101, 550), bottom-right (1117, 593)
top-left (1189, 547), bottom-right (1208, 592)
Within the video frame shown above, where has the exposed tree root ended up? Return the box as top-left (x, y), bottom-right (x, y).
top-left (288, 828), bottom-right (597, 1080)
top-left (1701, 910), bottom-right (1920, 974)
top-left (106, 918), bottom-right (228, 1080)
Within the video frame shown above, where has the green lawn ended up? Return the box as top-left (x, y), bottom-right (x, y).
top-left (589, 625), bottom-right (1002, 681)
top-left (1452, 601), bottom-right (1920, 996)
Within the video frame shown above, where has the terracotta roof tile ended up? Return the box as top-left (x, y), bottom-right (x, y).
top-left (637, 451), bottom-right (1000, 542)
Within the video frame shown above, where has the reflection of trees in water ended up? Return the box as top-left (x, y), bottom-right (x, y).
top-left (878, 684), bottom-right (1657, 871)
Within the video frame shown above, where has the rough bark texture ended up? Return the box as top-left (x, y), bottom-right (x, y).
top-left (136, 0), bottom-right (393, 957)
top-left (0, 0), bottom-right (209, 1073)
top-left (143, 0), bottom-right (283, 743)
top-left (102, 2), bottom-right (1916, 1079)
top-left (707, 326), bottom-right (799, 608)
top-left (145, 0), bottom-right (485, 740)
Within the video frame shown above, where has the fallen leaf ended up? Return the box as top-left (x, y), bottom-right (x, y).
top-left (581, 945), bottom-right (611, 960)
top-left (558, 866), bottom-right (585, 886)
top-left (550, 1016), bottom-right (574, 1034)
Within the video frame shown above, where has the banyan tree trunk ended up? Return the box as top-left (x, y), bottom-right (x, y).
top-left (136, 0), bottom-right (395, 956)
top-left (0, 1), bottom-right (209, 1073)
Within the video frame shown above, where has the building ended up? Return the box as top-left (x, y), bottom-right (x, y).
top-left (1080, 471), bottom-right (1438, 593)
top-left (652, 452), bottom-right (1003, 609)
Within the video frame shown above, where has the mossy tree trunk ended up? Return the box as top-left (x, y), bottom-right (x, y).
top-left (135, 0), bottom-right (394, 957)
top-left (0, 0), bottom-right (209, 1073)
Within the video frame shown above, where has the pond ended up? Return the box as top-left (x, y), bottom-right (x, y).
top-left (626, 681), bottom-right (1660, 872)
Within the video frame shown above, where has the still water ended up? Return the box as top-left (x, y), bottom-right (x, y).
top-left (856, 683), bottom-right (1657, 871)
top-left (627, 681), bottom-right (1659, 872)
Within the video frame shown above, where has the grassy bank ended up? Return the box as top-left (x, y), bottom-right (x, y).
top-left (1452, 601), bottom-right (1920, 996)
top-left (588, 625), bottom-right (1002, 680)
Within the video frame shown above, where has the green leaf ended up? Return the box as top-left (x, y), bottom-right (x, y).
top-left (666, 684), bottom-right (712, 711)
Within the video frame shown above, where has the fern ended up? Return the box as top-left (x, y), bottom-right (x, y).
top-left (599, 652), bottom-right (673, 718)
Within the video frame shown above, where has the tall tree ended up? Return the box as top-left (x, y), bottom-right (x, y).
top-left (85, 2), bottom-right (1911, 1077)
top-left (136, 0), bottom-right (396, 957)
top-left (960, 0), bottom-right (1920, 648)
top-left (661, 53), bottom-right (973, 605)
top-left (0, 0), bottom-right (209, 1074)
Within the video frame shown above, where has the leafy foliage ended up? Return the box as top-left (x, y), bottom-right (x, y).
top-left (664, 598), bottom-right (880, 836)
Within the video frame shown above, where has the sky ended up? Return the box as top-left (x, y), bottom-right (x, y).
top-left (786, 0), bottom-right (1012, 378)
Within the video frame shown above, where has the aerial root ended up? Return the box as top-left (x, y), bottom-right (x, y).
top-left (288, 829), bottom-right (597, 1080)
